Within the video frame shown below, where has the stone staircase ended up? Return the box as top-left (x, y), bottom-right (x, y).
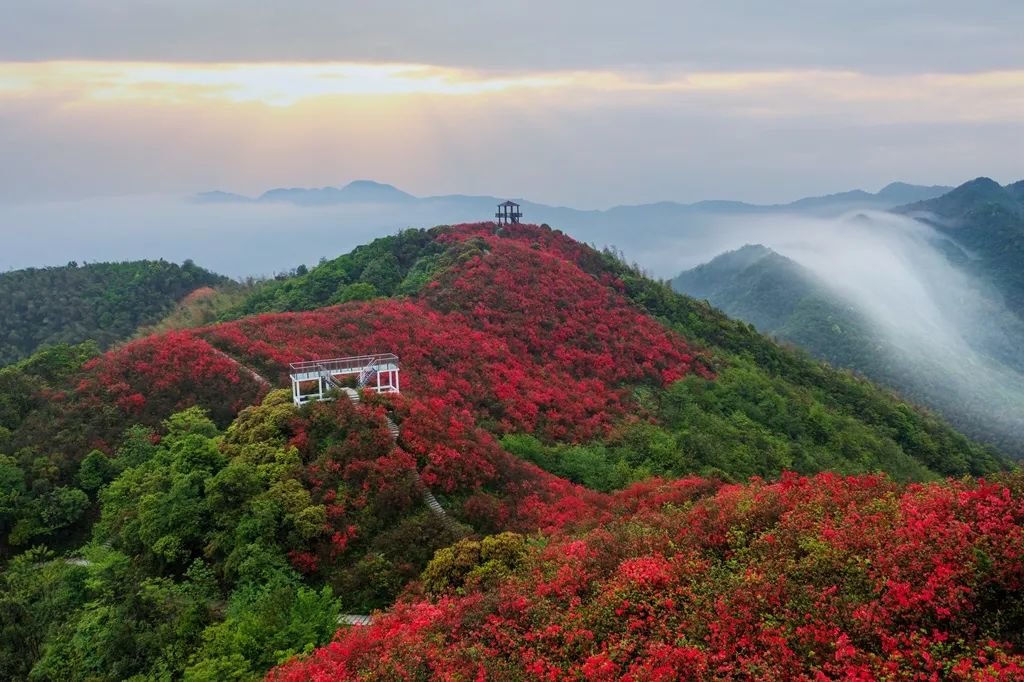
top-left (338, 387), bottom-right (461, 532)
top-left (332, 386), bottom-right (468, 627)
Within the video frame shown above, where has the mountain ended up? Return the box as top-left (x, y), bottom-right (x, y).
top-left (673, 244), bottom-right (893, 370)
top-left (898, 177), bottom-right (1024, 319)
top-left (259, 180), bottom-right (416, 205)
top-left (0, 223), bottom-right (1012, 680)
top-left (672, 245), bottom-right (840, 335)
top-left (877, 181), bottom-right (958, 204)
top-left (673, 237), bottom-right (1024, 456)
top-left (178, 180), bottom-right (956, 278)
top-left (0, 259), bottom-right (228, 366)
top-left (198, 181), bottom-right (950, 213)
top-left (197, 180), bottom-right (416, 205)
top-left (192, 189), bottom-right (250, 203)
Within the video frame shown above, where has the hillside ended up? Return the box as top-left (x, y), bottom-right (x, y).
top-left (0, 259), bottom-right (228, 365)
top-left (899, 177), bottom-right (1024, 320)
top-left (0, 223), bottom-right (1012, 680)
top-left (672, 180), bottom-right (1024, 457)
top-left (671, 244), bottom-right (876, 369)
top-left (275, 473), bottom-right (1024, 681)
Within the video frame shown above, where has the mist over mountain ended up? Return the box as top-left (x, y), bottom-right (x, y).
top-left (898, 177), bottom-right (1024, 320)
top-left (7, 2), bottom-right (1024, 677)
top-left (673, 179), bottom-right (1024, 456)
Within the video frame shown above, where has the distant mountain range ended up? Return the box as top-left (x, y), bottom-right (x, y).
top-left (194, 180), bottom-right (956, 274)
top-left (197, 179), bottom-right (952, 214)
top-left (197, 180), bottom-right (417, 206)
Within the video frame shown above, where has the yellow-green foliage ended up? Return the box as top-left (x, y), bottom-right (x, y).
top-left (421, 532), bottom-right (528, 596)
top-left (134, 282), bottom-right (256, 338)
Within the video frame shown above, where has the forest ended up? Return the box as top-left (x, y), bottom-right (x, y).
top-left (0, 260), bottom-right (227, 366)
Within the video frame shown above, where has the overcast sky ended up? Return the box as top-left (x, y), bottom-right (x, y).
top-left (2, 1), bottom-right (1022, 206)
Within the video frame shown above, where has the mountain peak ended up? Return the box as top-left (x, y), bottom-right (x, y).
top-left (340, 179), bottom-right (413, 197)
top-left (896, 176), bottom-right (1020, 220)
top-left (953, 176), bottom-right (1005, 198)
top-left (876, 181), bottom-right (954, 203)
top-left (257, 180), bottom-right (415, 205)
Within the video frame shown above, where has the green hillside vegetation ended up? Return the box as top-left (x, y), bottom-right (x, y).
top-left (602, 253), bottom-right (1003, 477)
top-left (2, 403), bottom-right (344, 681)
top-left (0, 260), bottom-right (228, 366)
top-left (227, 229), bottom-right (444, 316)
top-left (672, 244), bottom-right (881, 369)
top-left (134, 282), bottom-right (256, 338)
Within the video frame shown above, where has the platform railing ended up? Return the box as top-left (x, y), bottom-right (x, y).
top-left (289, 353), bottom-right (398, 378)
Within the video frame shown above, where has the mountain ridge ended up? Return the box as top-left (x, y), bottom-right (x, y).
top-left (0, 259), bottom-right (228, 366)
top-left (195, 179), bottom-right (954, 214)
top-left (672, 177), bottom-right (1024, 455)
top-left (896, 176), bottom-right (1024, 320)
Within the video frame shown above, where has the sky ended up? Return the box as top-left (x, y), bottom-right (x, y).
top-left (2, 1), bottom-right (1023, 207)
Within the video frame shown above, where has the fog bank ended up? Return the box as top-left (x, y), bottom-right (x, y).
top-left (674, 210), bottom-right (1024, 453)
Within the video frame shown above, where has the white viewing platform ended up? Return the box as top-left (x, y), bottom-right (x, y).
top-left (289, 354), bottom-right (400, 406)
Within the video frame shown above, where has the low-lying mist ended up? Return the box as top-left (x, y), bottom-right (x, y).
top-left (0, 195), bottom-right (495, 278)
top-left (671, 210), bottom-right (1024, 454)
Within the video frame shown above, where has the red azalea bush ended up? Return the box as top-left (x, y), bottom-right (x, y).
top-left (436, 222), bottom-right (611, 275)
top-left (62, 331), bottom-right (268, 447)
top-left (22, 222), bottom-right (696, 561)
top-left (277, 391), bottom-right (610, 580)
top-left (271, 473), bottom-right (1024, 681)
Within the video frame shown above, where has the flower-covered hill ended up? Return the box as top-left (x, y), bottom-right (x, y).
top-left (75, 230), bottom-right (708, 533)
top-left (2, 223), bottom-right (1004, 559)
top-left (2, 224), bottom-right (707, 562)
top-left (0, 222), bottom-right (1016, 680)
top-left (273, 472), bottom-right (1024, 681)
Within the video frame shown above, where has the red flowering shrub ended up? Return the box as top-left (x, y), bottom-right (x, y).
top-left (202, 236), bottom-right (703, 444)
top-left (51, 331), bottom-right (268, 453)
top-left (272, 473), bottom-right (1024, 681)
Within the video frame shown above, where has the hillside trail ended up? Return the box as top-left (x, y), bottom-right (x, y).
top-left (336, 385), bottom-right (468, 626)
top-left (207, 346), bottom-right (272, 388)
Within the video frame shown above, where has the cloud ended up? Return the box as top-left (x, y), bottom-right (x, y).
top-left (2, 1), bottom-right (1023, 74)
top-left (3, 60), bottom-right (1023, 205)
